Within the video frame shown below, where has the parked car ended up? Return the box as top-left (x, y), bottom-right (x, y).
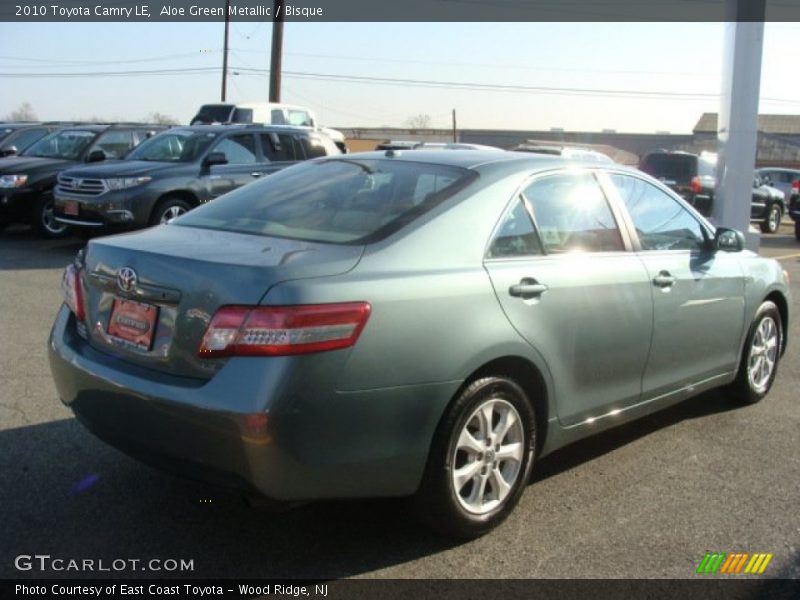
top-left (0, 124), bottom-right (165, 237)
top-left (512, 143), bottom-right (614, 163)
top-left (49, 151), bottom-right (789, 539)
top-left (53, 125), bottom-right (340, 234)
top-left (0, 123), bottom-right (66, 157)
top-left (191, 102), bottom-right (348, 153)
top-left (755, 167), bottom-right (800, 203)
top-left (639, 150), bottom-right (786, 233)
top-left (788, 180), bottom-right (800, 240)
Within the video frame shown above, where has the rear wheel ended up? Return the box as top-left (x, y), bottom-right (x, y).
top-left (728, 300), bottom-right (782, 404)
top-left (150, 196), bottom-right (192, 226)
top-left (412, 376), bottom-right (536, 539)
top-left (31, 192), bottom-right (70, 239)
top-left (759, 204), bottom-right (781, 234)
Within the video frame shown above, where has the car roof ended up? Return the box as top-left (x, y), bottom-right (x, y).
top-left (336, 149), bottom-right (621, 172)
top-left (169, 124), bottom-right (318, 136)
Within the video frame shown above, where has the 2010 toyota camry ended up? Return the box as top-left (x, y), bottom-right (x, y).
top-left (48, 150), bottom-right (790, 538)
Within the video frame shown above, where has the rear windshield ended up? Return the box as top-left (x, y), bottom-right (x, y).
top-left (639, 154), bottom-right (697, 183)
top-left (174, 158), bottom-right (474, 244)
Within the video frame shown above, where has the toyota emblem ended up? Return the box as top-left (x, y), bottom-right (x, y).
top-left (117, 267), bottom-right (138, 293)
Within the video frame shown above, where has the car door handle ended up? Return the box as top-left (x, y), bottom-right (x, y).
top-left (509, 278), bottom-right (549, 299)
top-left (653, 271), bottom-right (676, 288)
top-left (250, 172), bottom-right (263, 178)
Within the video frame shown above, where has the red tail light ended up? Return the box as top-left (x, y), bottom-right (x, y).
top-left (61, 264), bottom-right (85, 321)
top-left (198, 302), bottom-right (371, 358)
top-left (690, 176), bottom-right (702, 194)
top-left (792, 179), bottom-right (800, 190)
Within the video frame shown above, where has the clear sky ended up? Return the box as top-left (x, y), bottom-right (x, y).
top-left (1, 21), bottom-right (799, 133)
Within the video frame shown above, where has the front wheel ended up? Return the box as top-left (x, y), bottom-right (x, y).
top-left (794, 220), bottom-right (800, 241)
top-left (412, 376), bottom-right (536, 539)
top-left (759, 204), bottom-right (781, 234)
top-left (31, 192), bottom-right (70, 239)
top-left (150, 197), bottom-right (192, 226)
top-left (727, 300), bottom-right (782, 404)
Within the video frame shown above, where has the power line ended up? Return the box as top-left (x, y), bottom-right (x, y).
top-left (2, 65), bottom-right (799, 105)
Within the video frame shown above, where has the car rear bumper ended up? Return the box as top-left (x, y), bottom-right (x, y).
top-left (48, 305), bottom-right (453, 501)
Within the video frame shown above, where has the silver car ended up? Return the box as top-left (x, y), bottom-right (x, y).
top-left (49, 151), bottom-right (790, 538)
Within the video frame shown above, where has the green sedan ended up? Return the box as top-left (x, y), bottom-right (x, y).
top-left (48, 150), bottom-right (790, 538)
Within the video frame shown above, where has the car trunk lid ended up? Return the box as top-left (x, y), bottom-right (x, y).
top-left (80, 224), bottom-right (363, 379)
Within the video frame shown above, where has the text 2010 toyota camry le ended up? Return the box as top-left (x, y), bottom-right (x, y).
top-left (49, 150), bottom-right (790, 538)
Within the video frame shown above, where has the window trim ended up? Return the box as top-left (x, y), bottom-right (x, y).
top-left (596, 169), bottom-right (715, 254)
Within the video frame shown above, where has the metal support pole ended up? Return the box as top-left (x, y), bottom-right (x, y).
top-left (452, 109), bottom-right (457, 143)
top-left (714, 0), bottom-right (765, 251)
top-left (221, 0), bottom-right (230, 101)
top-left (269, 0), bottom-right (284, 103)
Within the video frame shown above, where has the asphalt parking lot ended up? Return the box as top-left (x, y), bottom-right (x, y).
top-left (0, 223), bottom-right (798, 580)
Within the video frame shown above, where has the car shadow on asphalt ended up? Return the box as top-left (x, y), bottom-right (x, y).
top-left (0, 417), bottom-right (452, 580)
top-left (531, 388), bottom-right (739, 484)
top-left (1, 389), bottom-right (747, 580)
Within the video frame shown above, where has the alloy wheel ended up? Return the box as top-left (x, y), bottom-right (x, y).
top-left (451, 398), bottom-right (524, 515)
top-left (41, 198), bottom-right (68, 235)
top-left (160, 205), bottom-right (187, 224)
top-left (747, 316), bottom-right (779, 393)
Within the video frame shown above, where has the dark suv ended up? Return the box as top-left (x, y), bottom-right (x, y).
top-left (53, 125), bottom-right (340, 233)
top-left (639, 150), bottom-right (786, 234)
top-left (0, 124), bottom-right (164, 237)
top-left (788, 180), bottom-right (800, 241)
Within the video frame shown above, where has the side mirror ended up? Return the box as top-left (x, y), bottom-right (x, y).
top-left (203, 152), bottom-right (228, 169)
top-left (0, 145), bottom-right (18, 157)
top-left (714, 227), bottom-right (744, 253)
top-left (87, 149), bottom-right (106, 163)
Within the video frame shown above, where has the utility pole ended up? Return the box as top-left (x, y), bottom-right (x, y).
top-left (452, 109), bottom-right (457, 142)
top-left (221, 0), bottom-right (230, 101)
top-left (269, 0), bottom-right (284, 102)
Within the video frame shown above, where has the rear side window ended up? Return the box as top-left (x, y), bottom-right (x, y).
top-left (260, 133), bottom-right (298, 161)
top-left (487, 197), bottom-right (542, 258)
top-left (522, 172), bottom-right (624, 253)
top-left (639, 154), bottom-right (696, 184)
top-left (175, 158), bottom-right (474, 244)
top-left (611, 174), bottom-right (706, 251)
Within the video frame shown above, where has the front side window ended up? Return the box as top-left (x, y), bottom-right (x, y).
top-left (88, 130), bottom-right (135, 159)
top-left (487, 197), bottom-right (542, 258)
top-left (175, 158), bottom-right (473, 244)
top-left (127, 131), bottom-right (217, 162)
top-left (213, 134), bottom-right (257, 165)
top-left (522, 172), bottom-right (624, 253)
top-left (610, 174), bottom-right (706, 251)
top-left (23, 130), bottom-right (96, 160)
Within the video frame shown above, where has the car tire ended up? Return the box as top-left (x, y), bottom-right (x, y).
top-left (727, 300), bottom-right (782, 405)
top-left (31, 192), bottom-right (70, 239)
top-left (759, 204), bottom-right (781, 234)
top-left (412, 376), bottom-right (536, 539)
top-left (150, 197), bottom-right (192, 226)
top-left (795, 220), bottom-right (800, 242)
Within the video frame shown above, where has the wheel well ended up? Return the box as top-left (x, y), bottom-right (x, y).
top-left (765, 291), bottom-right (789, 356)
top-left (152, 191), bottom-right (198, 218)
top-left (457, 356), bottom-right (549, 455)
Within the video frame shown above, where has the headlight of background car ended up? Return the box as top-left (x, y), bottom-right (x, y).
top-left (104, 176), bottom-right (152, 190)
top-left (0, 174), bottom-right (28, 188)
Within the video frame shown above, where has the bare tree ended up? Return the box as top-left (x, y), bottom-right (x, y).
top-left (5, 102), bottom-right (37, 121)
top-left (144, 112), bottom-right (180, 125)
top-left (404, 114), bottom-right (432, 130)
